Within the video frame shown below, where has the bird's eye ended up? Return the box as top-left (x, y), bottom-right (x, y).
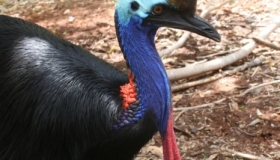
top-left (131, 1), bottom-right (139, 11)
top-left (152, 5), bottom-right (165, 15)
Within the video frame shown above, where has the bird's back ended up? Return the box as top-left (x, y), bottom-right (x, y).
top-left (0, 15), bottom-right (157, 160)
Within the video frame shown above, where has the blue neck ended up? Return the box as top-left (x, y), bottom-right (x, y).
top-left (115, 11), bottom-right (171, 135)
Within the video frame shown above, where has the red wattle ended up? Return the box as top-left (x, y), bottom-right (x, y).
top-left (162, 112), bottom-right (181, 160)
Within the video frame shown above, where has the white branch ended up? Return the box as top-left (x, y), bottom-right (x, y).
top-left (171, 58), bottom-right (263, 92)
top-left (167, 21), bottom-right (280, 81)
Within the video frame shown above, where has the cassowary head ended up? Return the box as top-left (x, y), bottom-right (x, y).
top-left (115, 0), bottom-right (220, 42)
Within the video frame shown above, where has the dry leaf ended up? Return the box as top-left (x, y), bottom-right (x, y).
top-left (146, 146), bottom-right (163, 158)
top-left (231, 101), bottom-right (239, 111)
top-left (173, 94), bottom-right (183, 103)
top-left (206, 153), bottom-right (219, 160)
top-left (257, 110), bottom-right (280, 122)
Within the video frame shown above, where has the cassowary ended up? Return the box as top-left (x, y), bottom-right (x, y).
top-left (0, 0), bottom-right (220, 159)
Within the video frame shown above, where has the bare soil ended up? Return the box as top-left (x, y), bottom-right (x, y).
top-left (2, 0), bottom-right (280, 159)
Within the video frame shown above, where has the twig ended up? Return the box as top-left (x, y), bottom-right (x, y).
top-left (211, 145), bottom-right (273, 160)
top-left (197, 48), bottom-right (239, 59)
top-left (251, 66), bottom-right (259, 77)
top-left (167, 21), bottom-right (280, 81)
top-left (159, 0), bottom-right (231, 57)
top-left (171, 58), bottom-right (264, 92)
top-left (237, 79), bottom-right (280, 97)
top-left (172, 73), bottom-right (221, 92)
top-left (252, 37), bottom-right (280, 50)
top-left (228, 23), bottom-right (267, 27)
top-left (173, 125), bottom-right (193, 137)
top-left (200, 0), bottom-right (231, 18)
top-left (173, 98), bottom-right (226, 111)
top-left (262, 51), bottom-right (280, 55)
top-left (174, 110), bottom-right (186, 121)
top-left (237, 127), bottom-right (257, 136)
top-left (190, 150), bottom-right (205, 157)
top-left (159, 32), bottom-right (190, 57)
top-left (259, 72), bottom-right (275, 79)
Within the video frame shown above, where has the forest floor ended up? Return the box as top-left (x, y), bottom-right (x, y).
top-left (1, 0), bottom-right (280, 159)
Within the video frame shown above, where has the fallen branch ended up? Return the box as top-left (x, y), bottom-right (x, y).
top-left (172, 72), bottom-right (221, 92)
top-left (167, 21), bottom-right (280, 81)
top-left (172, 58), bottom-right (264, 92)
top-left (237, 127), bottom-right (258, 136)
top-left (211, 145), bottom-right (273, 160)
top-left (262, 51), bottom-right (280, 55)
top-left (173, 98), bottom-right (226, 111)
top-left (252, 37), bottom-right (280, 50)
top-left (159, 0), bottom-right (231, 57)
top-left (237, 79), bottom-right (280, 97)
top-left (159, 32), bottom-right (190, 57)
top-left (197, 48), bottom-right (239, 59)
top-left (200, 0), bottom-right (232, 18)
top-left (174, 110), bottom-right (186, 121)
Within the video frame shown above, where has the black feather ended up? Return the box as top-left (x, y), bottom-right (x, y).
top-left (0, 15), bottom-right (157, 160)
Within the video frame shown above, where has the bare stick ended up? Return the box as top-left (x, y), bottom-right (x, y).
top-left (237, 128), bottom-right (257, 136)
top-left (172, 58), bottom-right (263, 92)
top-left (173, 98), bottom-right (226, 111)
top-left (167, 21), bottom-right (280, 81)
top-left (263, 51), bottom-right (280, 55)
top-left (200, 0), bottom-right (232, 18)
top-left (159, 32), bottom-right (190, 57)
top-left (252, 37), bottom-right (280, 50)
top-left (211, 145), bottom-right (273, 160)
top-left (197, 48), bottom-right (239, 59)
top-left (174, 110), bottom-right (186, 121)
top-left (173, 125), bottom-right (193, 137)
top-left (159, 0), bottom-right (231, 57)
top-left (172, 73), bottom-right (222, 92)
top-left (237, 79), bottom-right (280, 97)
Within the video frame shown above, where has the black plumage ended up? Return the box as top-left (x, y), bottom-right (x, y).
top-left (0, 15), bottom-right (157, 160)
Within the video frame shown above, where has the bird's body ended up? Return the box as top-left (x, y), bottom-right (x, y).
top-left (0, 15), bottom-right (158, 160)
top-left (0, 0), bottom-right (220, 159)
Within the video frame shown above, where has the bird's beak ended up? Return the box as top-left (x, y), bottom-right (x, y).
top-left (143, 7), bottom-right (221, 42)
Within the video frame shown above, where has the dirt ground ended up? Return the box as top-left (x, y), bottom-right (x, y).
top-left (1, 0), bottom-right (280, 159)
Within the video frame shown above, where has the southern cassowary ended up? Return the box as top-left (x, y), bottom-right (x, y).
top-left (0, 0), bottom-right (220, 159)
